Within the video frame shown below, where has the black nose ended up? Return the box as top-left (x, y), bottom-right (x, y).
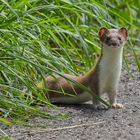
top-left (111, 42), bottom-right (117, 46)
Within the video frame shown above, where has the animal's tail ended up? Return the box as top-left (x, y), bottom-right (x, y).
top-left (36, 80), bottom-right (45, 89)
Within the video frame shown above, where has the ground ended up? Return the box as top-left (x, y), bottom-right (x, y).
top-left (3, 63), bottom-right (140, 140)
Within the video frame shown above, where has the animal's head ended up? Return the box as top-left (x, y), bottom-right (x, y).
top-left (99, 27), bottom-right (128, 48)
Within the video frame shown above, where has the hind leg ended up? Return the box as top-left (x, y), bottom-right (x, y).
top-left (92, 97), bottom-right (101, 109)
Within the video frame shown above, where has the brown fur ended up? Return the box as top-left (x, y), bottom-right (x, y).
top-left (45, 56), bottom-right (102, 99)
top-left (44, 27), bottom-right (128, 105)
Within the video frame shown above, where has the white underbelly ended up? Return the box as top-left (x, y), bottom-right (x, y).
top-left (99, 69), bottom-right (121, 94)
top-left (99, 49), bottom-right (122, 95)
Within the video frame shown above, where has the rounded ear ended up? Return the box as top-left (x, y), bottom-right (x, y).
top-left (119, 27), bottom-right (128, 40)
top-left (98, 27), bottom-right (108, 41)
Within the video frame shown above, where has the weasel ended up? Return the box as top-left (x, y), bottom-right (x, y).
top-left (45, 27), bottom-right (128, 109)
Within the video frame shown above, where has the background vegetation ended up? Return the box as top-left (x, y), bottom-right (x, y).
top-left (0, 0), bottom-right (140, 136)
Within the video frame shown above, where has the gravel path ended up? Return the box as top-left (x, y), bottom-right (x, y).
top-left (3, 64), bottom-right (140, 140)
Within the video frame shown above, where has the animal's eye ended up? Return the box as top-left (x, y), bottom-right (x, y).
top-left (118, 37), bottom-right (121, 41)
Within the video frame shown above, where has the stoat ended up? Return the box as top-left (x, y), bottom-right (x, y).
top-left (45, 27), bottom-right (128, 109)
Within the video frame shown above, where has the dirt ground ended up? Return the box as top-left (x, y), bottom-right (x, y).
top-left (3, 63), bottom-right (140, 140)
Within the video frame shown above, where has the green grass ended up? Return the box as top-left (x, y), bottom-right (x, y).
top-left (0, 0), bottom-right (140, 132)
top-left (0, 134), bottom-right (10, 140)
top-left (0, 126), bottom-right (10, 140)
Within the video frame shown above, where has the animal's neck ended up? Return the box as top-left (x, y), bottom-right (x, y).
top-left (101, 46), bottom-right (123, 62)
top-left (100, 46), bottom-right (123, 74)
top-left (83, 45), bottom-right (123, 85)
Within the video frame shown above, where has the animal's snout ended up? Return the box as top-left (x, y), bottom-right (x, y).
top-left (110, 39), bottom-right (118, 46)
top-left (111, 42), bottom-right (117, 46)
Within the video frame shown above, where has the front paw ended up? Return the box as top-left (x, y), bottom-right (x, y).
top-left (112, 103), bottom-right (123, 109)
